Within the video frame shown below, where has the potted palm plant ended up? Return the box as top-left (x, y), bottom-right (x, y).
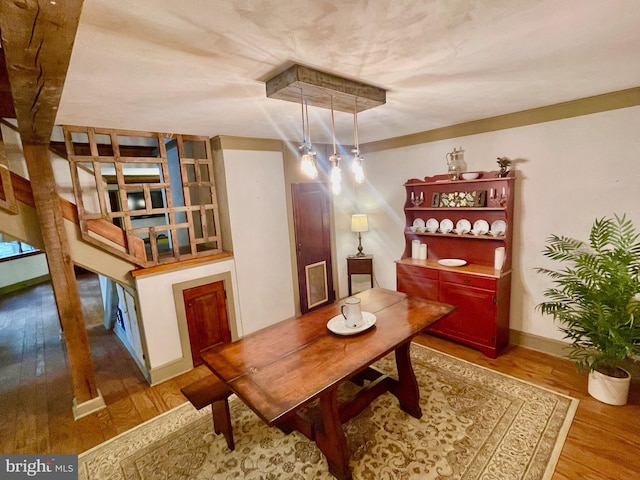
top-left (536, 214), bottom-right (640, 405)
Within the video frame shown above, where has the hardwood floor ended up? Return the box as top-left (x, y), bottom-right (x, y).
top-left (1, 276), bottom-right (639, 478)
top-left (0, 272), bottom-right (211, 455)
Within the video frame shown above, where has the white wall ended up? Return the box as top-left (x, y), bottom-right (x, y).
top-left (134, 148), bottom-right (296, 370)
top-left (222, 149), bottom-right (296, 333)
top-left (0, 253), bottom-right (48, 289)
top-left (135, 257), bottom-right (241, 368)
top-left (346, 106), bottom-right (640, 342)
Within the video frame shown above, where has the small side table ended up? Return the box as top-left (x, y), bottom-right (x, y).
top-left (347, 255), bottom-right (374, 296)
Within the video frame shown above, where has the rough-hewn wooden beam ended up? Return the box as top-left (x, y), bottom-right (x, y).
top-left (0, 1), bottom-right (102, 414)
top-left (0, 0), bottom-right (84, 143)
top-left (23, 143), bottom-right (99, 405)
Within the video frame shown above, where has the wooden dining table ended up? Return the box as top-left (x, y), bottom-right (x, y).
top-left (200, 287), bottom-right (454, 480)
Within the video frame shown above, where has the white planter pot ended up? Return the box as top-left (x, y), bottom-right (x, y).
top-left (587, 368), bottom-right (631, 406)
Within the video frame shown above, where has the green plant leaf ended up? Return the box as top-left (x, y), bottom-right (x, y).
top-left (536, 214), bottom-right (640, 372)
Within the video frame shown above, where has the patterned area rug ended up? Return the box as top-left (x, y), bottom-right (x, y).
top-left (79, 345), bottom-right (577, 479)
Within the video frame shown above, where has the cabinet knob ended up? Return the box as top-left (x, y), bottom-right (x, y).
top-left (463, 278), bottom-right (471, 285)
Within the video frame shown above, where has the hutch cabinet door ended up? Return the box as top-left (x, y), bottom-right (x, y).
top-left (432, 281), bottom-right (496, 348)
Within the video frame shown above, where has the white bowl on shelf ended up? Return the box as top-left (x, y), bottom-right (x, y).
top-left (461, 172), bottom-right (481, 180)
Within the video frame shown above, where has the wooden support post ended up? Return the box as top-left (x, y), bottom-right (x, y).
top-left (23, 143), bottom-right (101, 409)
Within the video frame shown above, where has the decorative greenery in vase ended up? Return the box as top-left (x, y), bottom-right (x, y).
top-left (536, 214), bottom-right (640, 377)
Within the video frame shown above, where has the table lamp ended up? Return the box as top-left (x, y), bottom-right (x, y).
top-left (351, 214), bottom-right (369, 257)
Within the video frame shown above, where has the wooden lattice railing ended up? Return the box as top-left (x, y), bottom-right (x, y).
top-left (0, 170), bottom-right (145, 265)
top-left (63, 126), bottom-right (222, 268)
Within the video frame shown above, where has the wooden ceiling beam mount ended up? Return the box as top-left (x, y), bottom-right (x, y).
top-left (265, 64), bottom-right (386, 113)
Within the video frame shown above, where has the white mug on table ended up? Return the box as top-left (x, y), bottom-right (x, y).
top-left (341, 297), bottom-right (364, 328)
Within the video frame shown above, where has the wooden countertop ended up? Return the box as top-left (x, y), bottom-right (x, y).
top-left (396, 257), bottom-right (510, 278)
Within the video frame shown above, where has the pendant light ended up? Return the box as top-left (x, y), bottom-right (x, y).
top-left (351, 98), bottom-right (365, 184)
top-left (329, 95), bottom-right (342, 195)
top-left (299, 90), bottom-right (318, 179)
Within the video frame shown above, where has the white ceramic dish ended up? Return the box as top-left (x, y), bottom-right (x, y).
top-left (438, 259), bottom-right (467, 267)
top-left (490, 220), bottom-right (506, 236)
top-left (472, 219), bottom-right (489, 235)
top-left (461, 172), bottom-right (480, 180)
top-left (426, 218), bottom-right (439, 233)
top-left (327, 312), bottom-right (377, 335)
top-left (439, 218), bottom-right (454, 233)
top-left (455, 219), bottom-right (471, 234)
top-left (413, 218), bottom-right (426, 228)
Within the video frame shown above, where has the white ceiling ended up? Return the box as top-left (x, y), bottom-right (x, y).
top-left (57, 0), bottom-right (640, 145)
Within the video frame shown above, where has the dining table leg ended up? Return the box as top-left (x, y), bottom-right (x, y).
top-left (392, 341), bottom-right (423, 419)
top-left (316, 388), bottom-right (352, 480)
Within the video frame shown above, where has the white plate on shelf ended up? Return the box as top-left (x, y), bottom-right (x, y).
top-left (490, 220), bottom-right (506, 236)
top-left (439, 218), bottom-right (454, 233)
top-left (437, 259), bottom-right (467, 267)
top-left (327, 312), bottom-right (377, 335)
top-left (454, 219), bottom-right (471, 234)
top-left (426, 218), bottom-right (439, 232)
top-left (413, 218), bottom-right (426, 228)
top-left (472, 219), bottom-right (490, 235)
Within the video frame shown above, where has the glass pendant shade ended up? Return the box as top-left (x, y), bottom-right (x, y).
top-left (301, 153), bottom-right (318, 179)
top-left (352, 154), bottom-right (364, 184)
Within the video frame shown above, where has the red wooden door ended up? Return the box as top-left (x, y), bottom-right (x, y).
top-left (291, 182), bottom-right (335, 313)
top-left (183, 281), bottom-right (231, 366)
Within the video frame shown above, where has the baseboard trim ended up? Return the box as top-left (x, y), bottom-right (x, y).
top-left (0, 273), bottom-right (51, 295)
top-left (72, 389), bottom-right (106, 420)
top-left (148, 357), bottom-right (193, 386)
top-left (509, 329), bottom-right (570, 358)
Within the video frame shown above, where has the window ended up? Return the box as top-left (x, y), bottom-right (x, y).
top-left (0, 234), bottom-right (38, 260)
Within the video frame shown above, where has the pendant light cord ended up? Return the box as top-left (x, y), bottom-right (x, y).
top-left (331, 96), bottom-right (337, 156)
top-left (300, 88), bottom-right (306, 146)
top-left (305, 99), bottom-right (311, 146)
top-left (353, 98), bottom-right (359, 153)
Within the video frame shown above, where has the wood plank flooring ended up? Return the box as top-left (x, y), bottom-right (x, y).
top-left (1, 275), bottom-right (639, 478)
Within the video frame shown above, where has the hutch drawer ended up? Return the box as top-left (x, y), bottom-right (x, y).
top-left (439, 271), bottom-right (496, 290)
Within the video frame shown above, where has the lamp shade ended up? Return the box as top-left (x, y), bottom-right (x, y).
top-left (351, 214), bottom-right (369, 233)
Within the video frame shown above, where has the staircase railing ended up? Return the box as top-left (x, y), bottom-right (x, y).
top-left (0, 170), bottom-right (146, 264)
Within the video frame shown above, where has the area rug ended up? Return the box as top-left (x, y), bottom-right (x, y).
top-left (79, 344), bottom-right (578, 480)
